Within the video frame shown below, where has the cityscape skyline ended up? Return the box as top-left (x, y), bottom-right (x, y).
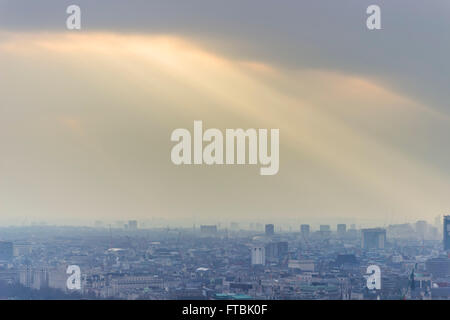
top-left (0, 216), bottom-right (449, 300)
top-left (0, 0), bottom-right (449, 303)
top-left (0, 215), bottom-right (447, 230)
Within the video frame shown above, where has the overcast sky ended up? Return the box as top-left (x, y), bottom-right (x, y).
top-left (0, 1), bottom-right (449, 226)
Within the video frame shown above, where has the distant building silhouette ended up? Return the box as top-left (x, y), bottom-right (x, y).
top-left (361, 228), bottom-right (386, 250)
top-left (0, 241), bottom-right (13, 261)
top-left (265, 224), bottom-right (274, 236)
top-left (200, 225), bottom-right (217, 235)
top-left (337, 224), bottom-right (347, 237)
top-left (265, 241), bottom-right (288, 262)
top-left (426, 257), bottom-right (450, 279)
top-left (444, 216), bottom-right (450, 251)
top-left (319, 225), bottom-right (331, 238)
top-left (128, 220), bottom-right (138, 230)
top-left (300, 224), bottom-right (310, 237)
top-left (251, 246), bottom-right (265, 265)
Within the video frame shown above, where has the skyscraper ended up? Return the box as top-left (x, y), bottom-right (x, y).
top-left (251, 246), bottom-right (265, 265)
top-left (319, 225), bottom-right (331, 238)
top-left (300, 224), bottom-right (310, 237)
top-left (128, 220), bottom-right (138, 230)
top-left (337, 224), bottom-right (347, 237)
top-left (444, 216), bottom-right (450, 251)
top-left (0, 241), bottom-right (14, 261)
top-left (265, 241), bottom-right (288, 262)
top-left (361, 228), bottom-right (386, 250)
top-left (265, 224), bottom-right (274, 236)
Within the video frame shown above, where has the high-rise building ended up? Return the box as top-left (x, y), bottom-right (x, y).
top-left (426, 257), bottom-right (450, 279)
top-left (0, 241), bottom-right (13, 261)
top-left (265, 224), bottom-right (274, 236)
top-left (47, 267), bottom-right (68, 292)
top-left (361, 228), bottom-right (386, 250)
top-left (347, 227), bottom-right (357, 239)
top-left (251, 246), bottom-right (265, 265)
top-left (19, 267), bottom-right (48, 290)
top-left (200, 225), bottom-right (217, 235)
top-left (444, 216), bottom-right (450, 251)
top-left (265, 241), bottom-right (288, 261)
top-left (337, 224), bottom-right (347, 237)
top-left (347, 227), bottom-right (357, 240)
top-left (128, 220), bottom-right (138, 230)
top-left (319, 225), bottom-right (331, 238)
top-left (300, 224), bottom-right (310, 237)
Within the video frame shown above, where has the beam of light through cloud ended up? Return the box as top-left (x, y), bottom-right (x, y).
top-left (0, 31), bottom-right (449, 225)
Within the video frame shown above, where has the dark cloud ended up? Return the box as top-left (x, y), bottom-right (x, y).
top-left (1, 0), bottom-right (449, 115)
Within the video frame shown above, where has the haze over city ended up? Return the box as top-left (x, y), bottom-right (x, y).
top-left (2, 1), bottom-right (450, 305)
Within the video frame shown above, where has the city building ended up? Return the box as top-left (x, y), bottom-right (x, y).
top-left (48, 267), bottom-right (70, 292)
top-left (265, 241), bottom-right (288, 262)
top-left (337, 224), bottom-right (347, 237)
top-left (0, 241), bottom-right (13, 261)
top-left (444, 216), bottom-right (450, 251)
top-left (318, 225), bottom-right (331, 238)
top-left (300, 224), bottom-right (310, 237)
top-left (128, 220), bottom-right (138, 230)
top-left (347, 227), bottom-right (357, 239)
top-left (361, 228), bottom-right (386, 250)
top-left (265, 224), bottom-right (274, 237)
top-left (426, 257), bottom-right (450, 279)
top-left (251, 246), bottom-right (265, 265)
top-left (334, 254), bottom-right (359, 270)
top-left (288, 259), bottom-right (315, 272)
top-left (200, 225), bottom-right (218, 235)
top-left (111, 275), bottom-right (164, 296)
top-left (13, 242), bottom-right (32, 257)
top-left (19, 267), bottom-right (48, 290)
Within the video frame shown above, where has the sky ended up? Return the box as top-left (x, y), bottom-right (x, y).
top-left (0, 1), bottom-right (449, 227)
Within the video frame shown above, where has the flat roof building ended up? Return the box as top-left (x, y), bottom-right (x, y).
top-left (361, 228), bottom-right (386, 250)
top-left (265, 224), bottom-right (274, 237)
top-left (0, 241), bottom-right (13, 261)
